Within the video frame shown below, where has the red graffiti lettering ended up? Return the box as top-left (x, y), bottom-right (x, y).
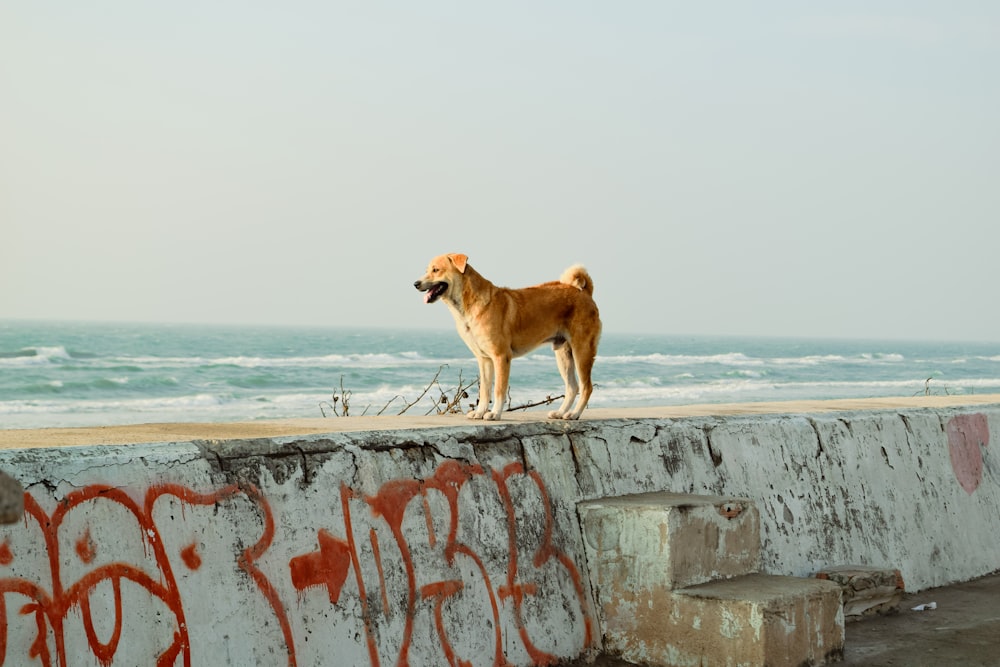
top-left (0, 458), bottom-right (590, 667)
top-left (290, 528), bottom-right (353, 604)
top-left (289, 459), bottom-right (592, 667)
top-left (494, 462), bottom-right (593, 666)
top-left (0, 483), bottom-right (296, 667)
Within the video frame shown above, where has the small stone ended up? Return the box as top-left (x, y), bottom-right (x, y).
top-left (815, 565), bottom-right (904, 621)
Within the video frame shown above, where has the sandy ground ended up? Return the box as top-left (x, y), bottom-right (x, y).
top-left (1, 394), bottom-right (999, 449)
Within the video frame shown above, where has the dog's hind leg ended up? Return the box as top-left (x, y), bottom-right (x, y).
top-left (548, 344), bottom-right (579, 419)
top-left (468, 356), bottom-right (493, 419)
top-left (564, 336), bottom-right (598, 420)
top-left (484, 354), bottom-right (511, 421)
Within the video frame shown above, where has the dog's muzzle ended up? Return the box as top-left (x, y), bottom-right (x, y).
top-left (414, 280), bottom-right (448, 304)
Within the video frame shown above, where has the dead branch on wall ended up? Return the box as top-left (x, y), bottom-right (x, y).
top-left (395, 364), bottom-right (448, 415)
top-left (424, 368), bottom-right (478, 415)
top-left (914, 377), bottom-right (952, 397)
top-left (319, 375), bottom-right (356, 417)
top-left (321, 367), bottom-right (570, 417)
top-left (508, 393), bottom-right (565, 412)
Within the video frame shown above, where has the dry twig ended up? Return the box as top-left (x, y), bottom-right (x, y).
top-left (397, 364), bottom-right (448, 415)
top-left (376, 396), bottom-right (403, 416)
top-left (508, 394), bottom-right (565, 412)
top-left (322, 367), bottom-right (573, 418)
top-left (319, 375), bottom-right (353, 417)
top-left (425, 369), bottom-right (478, 415)
top-left (914, 377), bottom-right (951, 397)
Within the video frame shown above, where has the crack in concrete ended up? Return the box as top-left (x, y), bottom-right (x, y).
top-left (572, 502), bottom-right (601, 647)
top-left (341, 444), bottom-right (360, 481)
top-left (703, 425), bottom-right (723, 468)
top-left (292, 445), bottom-right (311, 488)
top-left (515, 436), bottom-right (529, 472)
top-left (807, 418), bottom-right (826, 459)
top-left (880, 446), bottom-right (895, 470)
top-left (566, 434), bottom-right (584, 481)
top-left (899, 413), bottom-right (915, 439)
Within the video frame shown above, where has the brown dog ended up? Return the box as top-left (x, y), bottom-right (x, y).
top-left (414, 253), bottom-right (601, 420)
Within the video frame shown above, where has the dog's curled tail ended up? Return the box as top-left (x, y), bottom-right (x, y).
top-left (560, 264), bottom-right (595, 296)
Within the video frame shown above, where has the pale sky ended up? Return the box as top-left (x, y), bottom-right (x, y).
top-left (2, 2), bottom-right (998, 340)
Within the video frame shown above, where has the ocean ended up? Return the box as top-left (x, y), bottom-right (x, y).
top-left (2, 320), bottom-right (999, 430)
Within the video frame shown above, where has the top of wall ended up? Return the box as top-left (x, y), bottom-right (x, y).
top-left (3, 394), bottom-right (1000, 449)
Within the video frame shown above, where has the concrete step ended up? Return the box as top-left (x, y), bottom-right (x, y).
top-left (578, 493), bottom-right (844, 666)
top-left (607, 574), bottom-right (844, 667)
top-left (579, 492), bottom-right (761, 593)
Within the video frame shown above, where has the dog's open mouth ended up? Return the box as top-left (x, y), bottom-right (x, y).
top-left (423, 282), bottom-right (448, 304)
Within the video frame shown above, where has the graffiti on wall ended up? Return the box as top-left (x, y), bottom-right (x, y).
top-left (946, 412), bottom-right (990, 495)
top-left (0, 482), bottom-right (288, 667)
top-left (0, 459), bottom-right (591, 667)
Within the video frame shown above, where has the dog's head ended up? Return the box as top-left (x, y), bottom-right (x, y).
top-left (414, 253), bottom-right (468, 304)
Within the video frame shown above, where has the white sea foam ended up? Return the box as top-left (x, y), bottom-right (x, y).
top-left (117, 352), bottom-right (460, 370)
top-left (0, 346), bottom-right (72, 367)
top-left (0, 392), bottom-right (228, 414)
top-left (599, 351), bottom-right (907, 367)
top-left (33, 346), bottom-right (71, 360)
top-left (769, 355), bottom-right (848, 365)
top-left (859, 353), bottom-right (905, 362)
top-left (599, 352), bottom-right (764, 366)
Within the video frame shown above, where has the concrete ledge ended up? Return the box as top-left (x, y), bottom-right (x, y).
top-left (3, 393), bottom-right (999, 448)
top-left (0, 396), bottom-right (996, 665)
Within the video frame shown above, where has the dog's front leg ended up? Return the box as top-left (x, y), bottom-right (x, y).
top-left (484, 354), bottom-right (510, 421)
top-left (468, 356), bottom-right (493, 419)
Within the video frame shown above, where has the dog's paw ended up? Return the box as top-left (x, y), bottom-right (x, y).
top-left (547, 410), bottom-right (565, 419)
top-left (466, 410), bottom-right (486, 420)
top-left (483, 411), bottom-right (501, 421)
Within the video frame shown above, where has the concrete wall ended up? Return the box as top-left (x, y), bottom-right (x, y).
top-left (0, 401), bottom-right (996, 665)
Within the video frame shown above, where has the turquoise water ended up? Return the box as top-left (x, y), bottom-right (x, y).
top-left (2, 320), bottom-right (999, 428)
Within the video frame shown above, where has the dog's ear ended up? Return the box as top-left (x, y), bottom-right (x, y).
top-left (448, 253), bottom-right (468, 273)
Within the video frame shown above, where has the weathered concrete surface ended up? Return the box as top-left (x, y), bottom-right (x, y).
top-left (0, 395), bottom-right (996, 665)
